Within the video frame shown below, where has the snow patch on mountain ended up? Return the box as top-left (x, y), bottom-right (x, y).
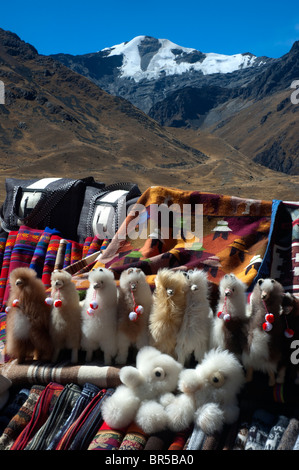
top-left (104, 36), bottom-right (259, 82)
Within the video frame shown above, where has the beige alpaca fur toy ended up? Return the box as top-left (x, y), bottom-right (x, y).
top-left (210, 273), bottom-right (248, 360)
top-left (115, 267), bottom-right (152, 364)
top-left (149, 269), bottom-right (187, 357)
top-left (48, 270), bottom-right (81, 364)
top-left (5, 267), bottom-right (53, 363)
top-left (175, 269), bottom-right (212, 366)
top-left (81, 267), bottom-right (118, 364)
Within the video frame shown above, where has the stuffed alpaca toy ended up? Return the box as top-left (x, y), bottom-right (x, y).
top-left (164, 348), bottom-right (245, 435)
top-left (101, 346), bottom-right (183, 434)
top-left (242, 278), bottom-right (287, 386)
top-left (210, 273), bottom-right (248, 360)
top-left (115, 268), bottom-right (152, 364)
top-left (149, 269), bottom-right (187, 357)
top-left (175, 269), bottom-right (212, 366)
top-left (48, 270), bottom-right (81, 364)
top-left (5, 267), bottom-right (53, 363)
top-left (81, 267), bottom-right (118, 364)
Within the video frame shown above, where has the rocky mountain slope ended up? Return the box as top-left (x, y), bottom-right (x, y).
top-left (52, 36), bottom-right (299, 176)
top-left (0, 28), bottom-right (297, 203)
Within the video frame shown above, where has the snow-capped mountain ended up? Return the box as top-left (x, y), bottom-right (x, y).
top-left (51, 35), bottom-right (274, 114)
top-left (102, 35), bottom-right (263, 82)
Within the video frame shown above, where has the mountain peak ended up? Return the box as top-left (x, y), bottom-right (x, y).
top-left (102, 35), bottom-right (262, 82)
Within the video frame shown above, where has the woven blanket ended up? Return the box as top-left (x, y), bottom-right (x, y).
top-left (73, 186), bottom-right (273, 291)
top-left (1, 359), bottom-right (121, 389)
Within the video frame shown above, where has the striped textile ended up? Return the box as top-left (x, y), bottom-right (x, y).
top-left (24, 383), bottom-right (82, 450)
top-left (47, 382), bottom-right (100, 450)
top-left (55, 388), bottom-right (113, 450)
top-left (88, 421), bottom-right (127, 450)
top-left (0, 385), bottom-right (45, 450)
top-left (11, 382), bottom-right (63, 450)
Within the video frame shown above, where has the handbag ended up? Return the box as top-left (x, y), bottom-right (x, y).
top-left (0, 177), bottom-right (105, 241)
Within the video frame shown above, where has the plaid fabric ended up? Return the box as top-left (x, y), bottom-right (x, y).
top-left (11, 382), bottom-right (63, 450)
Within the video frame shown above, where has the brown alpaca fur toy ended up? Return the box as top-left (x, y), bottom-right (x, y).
top-left (116, 267), bottom-right (153, 365)
top-left (5, 267), bottom-right (53, 363)
top-left (149, 269), bottom-right (188, 357)
top-left (49, 270), bottom-right (81, 364)
top-left (242, 278), bottom-right (286, 386)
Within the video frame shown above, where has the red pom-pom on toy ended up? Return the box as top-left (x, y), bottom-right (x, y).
top-left (45, 297), bottom-right (53, 306)
top-left (223, 313), bottom-right (231, 322)
top-left (12, 299), bottom-right (20, 308)
top-left (284, 328), bottom-right (294, 338)
top-left (134, 305), bottom-right (144, 315)
top-left (217, 311), bottom-right (224, 319)
top-left (5, 306), bottom-right (10, 313)
top-left (89, 301), bottom-right (98, 310)
top-left (87, 307), bottom-right (94, 316)
top-left (263, 321), bottom-right (273, 332)
top-left (54, 299), bottom-right (62, 308)
top-left (129, 311), bottom-right (138, 321)
top-left (265, 313), bottom-right (274, 324)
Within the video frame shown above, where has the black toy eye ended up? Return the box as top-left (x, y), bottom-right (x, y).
top-left (213, 376), bottom-right (219, 383)
top-left (271, 279), bottom-right (275, 283)
top-left (155, 371), bottom-right (161, 377)
top-left (153, 367), bottom-right (165, 379)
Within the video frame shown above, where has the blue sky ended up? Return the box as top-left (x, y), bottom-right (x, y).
top-left (1, 0), bottom-right (298, 58)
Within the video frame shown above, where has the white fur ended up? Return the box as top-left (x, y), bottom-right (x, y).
top-left (210, 273), bottom-right (247, 355)
top-left (165, 348), bottom-right (245, 434)
top-left (175, 269), bottom-right (212, 365)
top-left (81, 268), bottom-right (118, 364)
top-left (49, 270), bottom-right (81, 364)
top-left (13, 310), bottom-right (30, 340)
top-left (115, 268), bottom-right (152, 364)
top-left (101, 346), bottom-right (182, 433)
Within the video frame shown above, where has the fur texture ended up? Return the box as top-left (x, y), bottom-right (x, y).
top-left (211, 273), bottom-right (248, 359)
top-left (165, 348), bottom-right (245, 434)
top-left (149, 269), bottom-right (187, 357)
top-left (5, 267), bottom-right (53, 363)
top-left (81, 267), bottom-right (118, 364)
top-left (116, 268), bottom-right (152, 364)
top-left (242, 278), bottom-right (285, 386)
top-left (175, 269), bottom-right (212, 365)
top-left (101, 346), bottom-right (182, 434)
top-left (49, 270), bottom-right (81, 364)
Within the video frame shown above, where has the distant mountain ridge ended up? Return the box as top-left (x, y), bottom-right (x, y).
top-left (51, 36), bottom-right (299, 175)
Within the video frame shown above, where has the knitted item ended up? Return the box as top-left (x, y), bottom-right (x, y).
top-left (118, 422), bottom-right (148, 450)
top-left (88, 422), bottom-right (128, 450)
top-left (11, 382), bottom-right (63, 450)
top-left (47, 382), bottom-right (100, 450)
top-left (186, 425), bottom-right (206, 450)
top-left (55, 389), bottom-right (112, 450)
top-left (168, 429), bottom-right (191, 450)
top-left (24, 383), bottom-right (82, 450)
top-left (0, 385), bottom-right (44, 450)
top-left (143, 430), bottom-right (175, 451)
top-left (264, 415), bottom-right (289, 450)
top-left (244, 409), bottom-right (276, 450)
top-left (276, 418), bottom-right (299, 450)
top-left (0, 388), bottom-right (29, 435)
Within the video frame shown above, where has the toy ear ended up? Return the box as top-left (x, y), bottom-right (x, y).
top-left (258, 279), bottom-right (264, 285)
top-left (120, 366), bottom-right (144, 388)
